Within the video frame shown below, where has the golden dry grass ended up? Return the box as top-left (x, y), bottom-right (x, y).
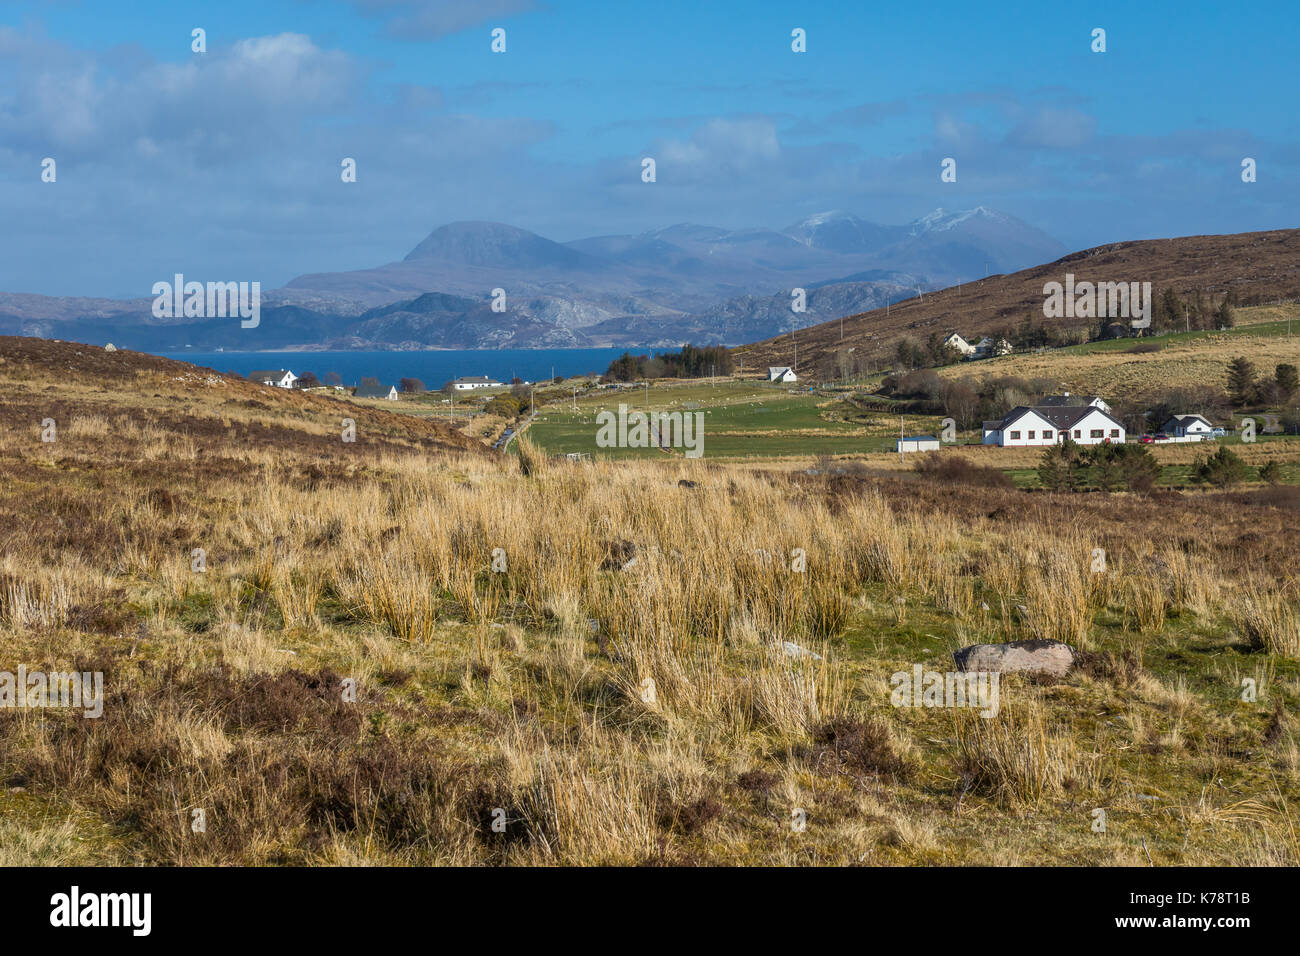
top-left (0, 337), bottom-right (1296, 866)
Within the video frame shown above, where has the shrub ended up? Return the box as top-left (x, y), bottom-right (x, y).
top-left (1196, 446), bottom-right (1249, 488)
top-left (914, 455), bottom-right (1014, 489)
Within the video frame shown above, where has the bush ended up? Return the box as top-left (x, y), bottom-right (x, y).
top-left (914, 455), bottom-right (1014, 489)
top-left (1196, 445), bottom-right (1249, 488)
top-left (1037, 438), bottom-right (1085, 491)
top-left (1090, 442), bottom-right (1161, 493)
top-left (485, 394), bottom-right (523, 418)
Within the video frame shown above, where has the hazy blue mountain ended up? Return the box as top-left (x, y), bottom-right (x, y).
top-left (0, 208), bottom-right (1065, 349)
top-left (782, 210), bottom-right (904, 253)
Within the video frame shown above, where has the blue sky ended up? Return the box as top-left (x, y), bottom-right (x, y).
top-left (2, 0), bottom-right (1296, 296)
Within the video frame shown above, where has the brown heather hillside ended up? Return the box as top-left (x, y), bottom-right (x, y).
top-left (734, 228), bottom-right (1300, 374)
top-left (0, 336), bottom-right (486, 459)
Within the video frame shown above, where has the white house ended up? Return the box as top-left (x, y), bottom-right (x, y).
top-left (453, 376), bottom-right (503, 391)
top-left (250, 369), bottom-right (297, 388)
top-left (1161, 414), bottom-right (1214, 441)
top-left (897, 435), bottom-right (941, 453)
top-left (971, 337), bottom-right (1013, 360)
top-left (1037, 392), bottom-right (1111, 414)
top-left (984, 403), bottom-right (1125, 447)
top-left (983, 408), bottom-right (1058, 446)
top-left (768, 366), bottom-right (798, 383)
top-left (355, 383), bottom-right (399, 401)
top-left (942, 332), bottom-right (976, 357)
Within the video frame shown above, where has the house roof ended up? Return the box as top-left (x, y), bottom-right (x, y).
top-left (354, 383), bottom-right (395, 398)
top-left (901, 435), bottom-right (938, 442)
top-left (768, 366), bottom-right (794, 374)
top-left (997, 404), bottom-right (1124, 432)
top-left (1036, 394), bottom-right (1103, 408)
top-left (455, 375), bottom-right (499, 384)
top-left (249, 369), bottom-right (292, 380)
top-left (1165, 414), bottom-right (1213, 428)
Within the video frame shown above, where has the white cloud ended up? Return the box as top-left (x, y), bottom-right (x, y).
top-left (655, 118), bottom-right (782, 179)
top-left (1005, 107), bottom-right (1097, 149)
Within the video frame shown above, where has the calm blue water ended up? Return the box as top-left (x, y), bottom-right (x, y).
top-left (156, 348), bottom-right (649, 387)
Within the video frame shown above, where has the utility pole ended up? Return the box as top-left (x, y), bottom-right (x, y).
top-left (899, 414), bottom-right (904, 462)
top-left (573, 386), bottom-right (577, 411)
top-left (645, 379), bottom-right (649, 410)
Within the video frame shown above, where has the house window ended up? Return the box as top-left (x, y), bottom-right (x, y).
top-left (1043, 430), bottom-right (1053, 440)
top-left (1009, 431), bottom-right (1021, 440)
top-left (1110, 429), bottom-right (1120, 437)
top-left (1090, 429), bottom-right (1103, 438)
top-left (1027, 431), bottom-right (1035, 439)
top-left (1073, 429), bottom-right (1081, 438)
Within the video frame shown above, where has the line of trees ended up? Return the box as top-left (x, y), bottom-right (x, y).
top-left (1227, 357), bottom-right (1297, 407)
top-left (603, 345), bottom-right (734, 382)
top-left (1146, 288), bottom-right (1236, 334)
top-left (879, 371), bottom-right (1056, 430)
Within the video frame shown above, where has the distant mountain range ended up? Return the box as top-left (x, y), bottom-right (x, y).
top-left (0, 208), bottom-right (1066, 350)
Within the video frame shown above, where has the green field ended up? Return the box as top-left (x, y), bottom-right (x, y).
top-left (521, 381), bottom-right (949, 459)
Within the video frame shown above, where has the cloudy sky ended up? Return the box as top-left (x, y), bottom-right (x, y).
top-left (1, 0), bottom-right (1296, 296)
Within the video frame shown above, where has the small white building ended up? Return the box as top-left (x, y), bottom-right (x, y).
top-left (250, 369), bottom-right (298, 388)
top-left (1161, 414), bottom-right (1214, 441)
top-left (984, 403), bottom-right (1125, 447)
top-left (453, 376), bottom-right (503, 391)
top-left (942, 332), bottom-right (976, 357)
top-left (897, 435), bottom-right (941, 453)
top-left (768, 366), bottom-right (798, 383)
top-left (355, 383), bottom-right (399, 401)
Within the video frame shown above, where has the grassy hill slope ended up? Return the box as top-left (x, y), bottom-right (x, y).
top-left (734, 228), bottom-right (1300, 375)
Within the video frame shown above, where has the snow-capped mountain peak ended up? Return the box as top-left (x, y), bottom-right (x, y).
top-left (908, 206), bottom-right (1007, 235)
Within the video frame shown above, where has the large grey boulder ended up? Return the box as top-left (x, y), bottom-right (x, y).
top-left (952, 639), bottom-right (1075, 677)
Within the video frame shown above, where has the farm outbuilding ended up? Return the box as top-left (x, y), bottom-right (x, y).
top-left (897, 435), bottom-right (940, 453)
